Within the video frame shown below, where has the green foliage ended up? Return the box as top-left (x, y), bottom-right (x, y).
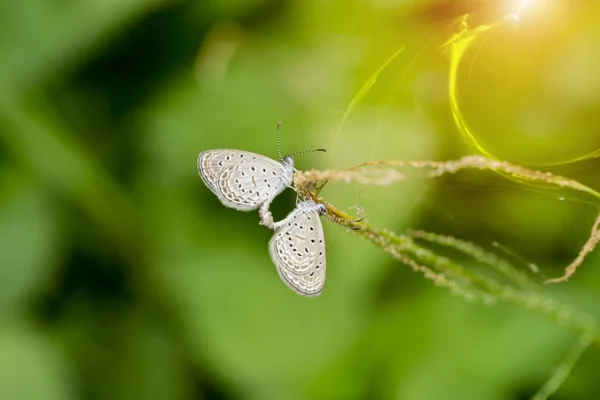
top-left (2, 1), bottom-right (600, 399)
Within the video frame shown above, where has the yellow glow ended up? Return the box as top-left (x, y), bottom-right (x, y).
top-left (443, 16), bottom-right (496, 160)
top-left (509, 0), bottom-right (562, 22)
top-left (442, 9), bottom-right (600, 195)
top-left (444, 5), bottom-right (600, 168)
top-left (511, 0), bottom-right (533, 20)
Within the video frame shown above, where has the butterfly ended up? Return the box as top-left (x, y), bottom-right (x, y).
top-left (197, 123), bottom-right (324, 228)
top-left (198, 148), bottom-right (295, 213)
top-left (268, 200), bottom-right (328, 296)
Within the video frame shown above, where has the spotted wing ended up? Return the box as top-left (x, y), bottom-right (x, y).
top-left (268, 208), bottom-right (326, 296)
top-left (197, 149), bottom-right (292, 211)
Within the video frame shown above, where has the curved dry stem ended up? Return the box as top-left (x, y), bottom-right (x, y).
top-left (545, 213), bottom-right (600, 284)
top-left (294, 155), bottom-right (600, 284)
top-left (295, 168), bottom-right (405, 190)
top-left (299, 187), bottom-right (600, 344)
top-left (294, 154), bottom-right (600, 349)
top-left (295, 155), bottom-right (600, 199)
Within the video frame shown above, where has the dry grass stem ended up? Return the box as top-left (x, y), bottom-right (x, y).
top-left (295, 154), bottom-right (600, 345)
top-left (294, 168), bottom-right (405, 190)
top-left (295, 155), bottom-right (600, 284)
top-left (545, 213), bottom-right (600, 284)
top-left (302, 189), bottom-right (600, 342)
top-left (295, 155), bottom-right (599, 199)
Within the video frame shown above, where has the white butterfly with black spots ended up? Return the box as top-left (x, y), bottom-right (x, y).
top-left (268, 200), bottom-right (328, 297)
top-left (197, 149), bottom-right (294, 228)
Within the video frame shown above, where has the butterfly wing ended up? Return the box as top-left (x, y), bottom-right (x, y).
top-left (269, 206), bottom-right (326, 296)
top-left (198, 150), bottom-right (293, 211)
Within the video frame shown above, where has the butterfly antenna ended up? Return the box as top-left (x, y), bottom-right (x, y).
top-left (286, 148), bottom-right (327, 158)
top-left (277, 121), bottom-right (326, 158)
top-left (276, 121), bottom-right (283, 159)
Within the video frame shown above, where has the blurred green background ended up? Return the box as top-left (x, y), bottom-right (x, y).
top-left (2, 0), bottom-right (600, 399)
